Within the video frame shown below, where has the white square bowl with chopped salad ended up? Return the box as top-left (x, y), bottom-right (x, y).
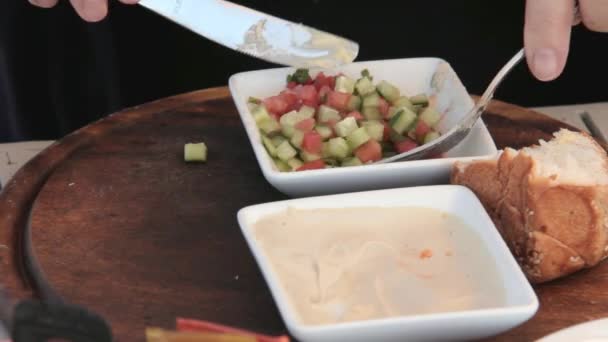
top-left (229, 58), bottom-right (498, 197)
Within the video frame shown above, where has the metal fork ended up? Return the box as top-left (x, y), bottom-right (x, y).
top-left (376, 48), bottom-right (525, 164)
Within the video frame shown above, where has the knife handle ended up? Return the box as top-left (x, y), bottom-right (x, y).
top-left (11, 299), bottom-right (112, 342)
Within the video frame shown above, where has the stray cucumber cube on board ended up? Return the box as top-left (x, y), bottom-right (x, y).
top-left (184, 142), bottom-right (207, 162)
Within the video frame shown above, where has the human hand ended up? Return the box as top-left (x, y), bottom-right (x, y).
top-left (525, 0), bottom-right (608, 81)
top-left (29, 0), bottom-right (140, 23)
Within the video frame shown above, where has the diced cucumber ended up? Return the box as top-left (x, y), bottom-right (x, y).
top-left (389, 129), bottom-right (406, 143)
top-left (387, 106), bottom-right (400, 119)
top-left (389, 108), bottom-right (417, 135)
top-left (362, 120), bottom-right (385, 142)
top-left (362, 93), bottom-right (380, 108)
top-left (184, 142), bottom-right (207, 162)
top-left (376, 80), bottom-right (400, 102)
top-left (335, 117), bottom-right (359, 138)
top-left (321, 142), bottom-right (332, 158)
top-left (362, 106), bottom-right (381, 120)
top-left (279, 110), bottom-right (301, 137)
top-left (335, 75), bottom-right (356, 94)
top-left (290, 130), bottom-right (304, 149)
top-left (393, 96), bottom-right (414, 109)
top-left (355, 77), bottom-right (375, 96)
top-left (252, 105), bottom-right (271, 125)
top-left (279, 110), bottom-right (301, 126)
top-left (259, 119), bottom-right (281, 136)
top-left (346, 127), bottom-right (371, 150)
top-left (424, 131), bottom-right (441, 144)
top-left (318, 105), bottom-right (341, 123)
top-left (341, 157), bottom-right (362, 167)
top-left (347, 95), bottom-right (362, 111)
top-left (277, 141), bottom-right (298, 161)
top-left (419, 107), bottom-right (441, 127)
top-left (287, 157), bottom-right (304, 170)
top-left (361, 69), bottom-right (372, 79)
top-left (410, 93), bottom-right (429, 106)
top-left (315, 124), bottom-right (334, 140)
top-left (248, 96), bottom-right (262, 105)
top-left (380, 141), bottom-right (394, 152)
top-left (271, 135), bottom-right (287, 147)
top-left (298, 105), bottom-right (316, 119)
top-left (274, 159), bottom-right (291, 172)
top-left (281, 126), bottom-right (296, 138)
top-left (262, 135), bottom-right (277, 157)
top-left (323, 158), bottom-right (340, 167)
top-left (281, 125), bottom-right (296, 138)
top-left (328, 137), bottom-right (351, 159)
top-left (300, 151), bottom-right (321, 162)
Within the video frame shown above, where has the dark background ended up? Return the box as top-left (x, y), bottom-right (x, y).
top-left (0, 0), bottom-right (606, 142)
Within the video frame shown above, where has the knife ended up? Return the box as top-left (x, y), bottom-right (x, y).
top-left (138, 0), bottom-right (359, 69)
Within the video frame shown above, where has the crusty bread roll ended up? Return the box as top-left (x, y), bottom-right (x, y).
top-left (451, 129), bottom-right (608, 283)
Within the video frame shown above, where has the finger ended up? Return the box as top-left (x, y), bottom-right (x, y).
top-left (69, 0), bottom-right (108, 22)
top-left (524, 0), bottom-right (575, 81)
top-left (118, 0), bottom-right (140, 4)
top-left (28, 0), bottom-right (59, 8)
top-left (579, 0), bottom-right (608, 32)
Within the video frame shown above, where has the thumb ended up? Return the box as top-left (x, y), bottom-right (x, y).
top-left (524, 0), bottom-right (575, 81)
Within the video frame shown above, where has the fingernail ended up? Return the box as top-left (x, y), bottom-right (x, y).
top-left (532, 48), bottom-right (559, 81)
top-left (81, 0), bottom-right (108, 22)
top-left (29, 0), bottom-right (56, 8)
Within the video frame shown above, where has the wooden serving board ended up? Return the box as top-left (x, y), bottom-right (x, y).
top-left (0, 87), bottom-right (606, 342)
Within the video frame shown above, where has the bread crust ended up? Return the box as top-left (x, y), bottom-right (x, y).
top-left (451, 130), bottom-right (608, 283)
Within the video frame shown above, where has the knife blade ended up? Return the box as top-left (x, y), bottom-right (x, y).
top-left (138, 0), bottom-right (359, 69)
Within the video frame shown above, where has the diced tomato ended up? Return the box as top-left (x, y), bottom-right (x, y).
top-left (301, 131), bottom-right (323, 154)
top-left (414, 121), bottom-right (431, 141)
top-left (345, 111), bottom-right (364, 121)
top-left (327, 91), bottom-right (351, 112)
top-left (355, 140), bottom-right (382, 163)
top-left (394, 139), bottom-right (419, 153)
top-left (314, 72), bottom-right (336, 91)
top-left (378, 98), bottom-right (390, 118)
top-left (382, 121), bottom-right (391, 141)
top-left (263, 96), bottom-right (290, 116)
top-left (295, 118), bottom-right (315, 132)
top-left (270, 112), bottom-right (282, 122)
top-left (287, 81), bottom-right (297, 89)
top-left (296, 159), bottom-right (325, 171)
top-left (279, 90), bottom-right (298, 110)
top-left (318, 85), bottom-right (332, 103)
top-left (295, 85), bottom-right (319, 108)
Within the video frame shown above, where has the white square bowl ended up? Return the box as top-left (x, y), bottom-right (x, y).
top-left (229, 58), bottom-right (498, 198)
top-left (237, 185), bottom-right (539, 342)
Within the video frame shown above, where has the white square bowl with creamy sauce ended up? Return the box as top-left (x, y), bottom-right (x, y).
top-left (237, 185), bottom-right (539, 342)
top-left (229, 58), bottom-right (498, 198)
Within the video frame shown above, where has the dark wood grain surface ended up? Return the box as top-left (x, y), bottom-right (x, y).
top-left (1, 87), bottom-right (606, 342)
